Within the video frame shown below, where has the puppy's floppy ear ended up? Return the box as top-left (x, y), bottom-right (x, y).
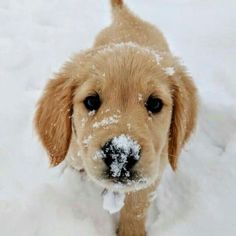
top-left (34, 72), bottom-right (77, 166)
top-left (34, 50), bottom-right (96, 166)
top-left (168, 66), bottom-right (198, 170)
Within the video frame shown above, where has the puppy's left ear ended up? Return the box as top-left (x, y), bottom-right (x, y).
top-left (34, 50), bottom-right (96, 166)
top-left (168, 66), bottom-right (198, 170)
top-left (34, 72), bottom-right (77, 166)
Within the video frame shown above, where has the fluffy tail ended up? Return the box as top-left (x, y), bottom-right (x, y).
top-left (111, 0), bottom-right (123, 8)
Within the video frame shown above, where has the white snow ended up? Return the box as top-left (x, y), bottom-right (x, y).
top-left (138, 93), bottom-right (143, 101)
top-left (92, 115), bottom-right (120, 128)
top-left (102, 190), bottom-right (125, 214)
top-left (82, 135), bottom-right (93, 147)
top-left (88, 110), bottom-right (96, 117)
top-left (0, 0), bottom-right (236, 236)
top-left (163, 67), bottom-right (175, 76)
top-left (93, 150), bottom-right (104, 161)
top-left (98, 41), bottom-right (163, 64)
top-left (112, 134), bottom-right (141, 161)
top-left (110, 160), bottom-right (127, 177)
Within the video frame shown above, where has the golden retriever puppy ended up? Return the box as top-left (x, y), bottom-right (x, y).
top-left (35, 0), bottom-right (198, 235)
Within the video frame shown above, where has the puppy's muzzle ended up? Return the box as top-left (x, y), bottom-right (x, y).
top-left (101, 135), bottom-right (141, 181)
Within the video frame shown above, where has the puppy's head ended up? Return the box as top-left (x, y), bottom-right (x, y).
top-left (35, 43), bottom-right (197, 192)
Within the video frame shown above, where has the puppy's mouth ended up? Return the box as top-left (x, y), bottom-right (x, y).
top-left (97, 169), bottom-right (149, 193)
top-left (103, 169), bottom-right (140, 184)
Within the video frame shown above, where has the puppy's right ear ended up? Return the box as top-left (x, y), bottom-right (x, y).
top-left (34, 72), bottom-right (77, 166)
top-left (168, 66), bottom-right (198, 170)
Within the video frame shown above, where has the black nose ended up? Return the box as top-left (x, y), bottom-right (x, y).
top-left (101, 135), bottom-right (141, 178)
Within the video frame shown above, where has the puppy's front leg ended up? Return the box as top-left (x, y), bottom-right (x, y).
top-left (117, 184), bottom-right (156, 236)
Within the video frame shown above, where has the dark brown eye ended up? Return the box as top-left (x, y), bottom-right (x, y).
top-left (84, 94), bottom-right (101, 111)
top-left (145, 96), bottom-right (163, 114)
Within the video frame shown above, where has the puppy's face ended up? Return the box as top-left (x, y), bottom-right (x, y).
top-left (72, 46), bottom-right (173, 191)
top-left (35, 44), bottom-right (197, 192)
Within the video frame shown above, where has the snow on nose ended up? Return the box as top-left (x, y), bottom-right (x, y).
top-left (101, 134), bottom-right (141, 178)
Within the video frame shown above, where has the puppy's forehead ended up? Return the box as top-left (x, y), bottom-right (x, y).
top-left (88, 45), bottom-right (172, 100)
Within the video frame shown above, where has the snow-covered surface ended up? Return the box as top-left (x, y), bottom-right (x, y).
top-left (0, 0), bottom-right (236, 235)
top-left (102, 190), bottom-right (125, 214)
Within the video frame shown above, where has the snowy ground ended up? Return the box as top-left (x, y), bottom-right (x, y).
top-left (1, 0), bottom-right (236, 235)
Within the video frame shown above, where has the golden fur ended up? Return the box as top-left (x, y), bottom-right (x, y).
top-left (35, 0), bottom-right (198, 235)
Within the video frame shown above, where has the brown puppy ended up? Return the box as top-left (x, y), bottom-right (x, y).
top-left (35, 0), bottom-right (198, 235)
